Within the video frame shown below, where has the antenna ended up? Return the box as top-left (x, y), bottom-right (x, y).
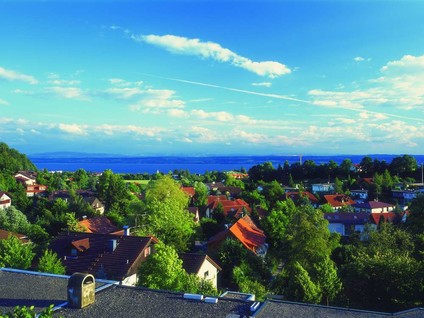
top-left (299, 154), bottom-right (303, 165)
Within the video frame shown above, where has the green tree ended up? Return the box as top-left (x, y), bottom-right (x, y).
top-left (145, 175), bottom-right (189, 210)
top-left (283, 261), bottom-right (322, 303)
top-left (313, 256), bottom-right (342, 306)
top-left (194, 181), bottom-right (208, 207)
top-left (334, 177), bottom-right (343, 194)
top-left (0, 206), bottom-right (31, 234)
top-left (0, 235), bottom-right (35, 269)
top-left (97, 170), bottom-right (130, 211)
top-left (233, 264), bottom-right (268, 300)
top-left (37, 249), bottom-right (66, 274)
top-left (141, 198), bottom-right (195, 251)
top-left (0, 305), bottom-right (56, 318)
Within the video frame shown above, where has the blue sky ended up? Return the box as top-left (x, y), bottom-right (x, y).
top-left (1, 1), bottom-right (423, 156)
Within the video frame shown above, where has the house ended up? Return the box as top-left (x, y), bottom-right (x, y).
top-left (369, 212), bottom-right (399, 226)
top-left (0, 228), bottom-right (29, 243)
top-left (14, 171), bottom-right (48, 197)
top-left (350, 189), bottom-right (369, 203)
top-left (352, 201), bottom-right (395, 214)
top-left (49, 232), bottom-right (158, 286)
top-left (324, 212), bottom-right (371, 236)
top-left (285, 191), bottom-right (319, 207)
top-left (205, 182), bottom-right (225, 192)
top-left (0, 192), bottom-right (12, 209)
top-left (208, 216), bottom-right (268, 257)
top-left (83, 196), bottom-right (105, 214)
top-left (14, 171), bottom-right (37, 186)
top-left (323, 194), bottom-right (356, 211)
top-left (77, 216), bottom-right (123, 235)
top-left (311, 183), bottom-right (334, 194)
top-left (1, 268), bottom-right (424, 317)
top-left (392, 189), bottom-right (417, 204)
top-left (49, 190), bottom-right (104, 214)
top-left (205, 196), bottom-right (251, 219)
top-left (179, 253), bottom-right (222, 288)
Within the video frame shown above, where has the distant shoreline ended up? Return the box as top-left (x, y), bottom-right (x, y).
top-left (29, 154), bottom-right (424, 174)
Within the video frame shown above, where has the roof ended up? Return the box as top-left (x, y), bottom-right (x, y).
top-left (1, 269), bottom-right (424, 318)
top-left (253, 299), bottom-right (424, 318)
top-left (324, 195), bottom-right (356, 208)
top-left (179, 253), bottom-right (222, 274)
top-left (352, 201), bottom-right (395, 210)
top-left (0, 229), bottom-right (29, 243)
top-left (57, 285), bottom-right (252, 318)
top-left (14, 170), bottom-right (37, 180)
top-left (369, 212), bottom-right (398, 225)
top-left (207, 196), bottom-right (251, 218)
top-left (78, 216), bottom-right (120, 234)
top-left (0, 191), bottom-right (11, 199)
top-left (324, 212), bottom-right (370, 225)
top-left (49, 232), bottom-right (158, 281)
top-left (181, 187), bottom-right (196, 197)
top-left (286, 191), bottom-right (319, 203)
top-left (208, 217), bottom-right (266, 255)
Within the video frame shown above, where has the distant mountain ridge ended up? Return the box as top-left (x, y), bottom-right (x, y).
top-left (29, 151), bottom-right (129, 159)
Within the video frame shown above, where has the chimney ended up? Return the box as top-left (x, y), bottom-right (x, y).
top-left (123, 225), bottom-right (130, 236)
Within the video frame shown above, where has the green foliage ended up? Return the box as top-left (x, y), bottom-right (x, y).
top-left (283, 261), bottom-right (322, 303)
top-left (142, 198), bottom-right (195, 251)
top-left (137, 243), bottom-right (217, 295)
top-left (141, 176), bottom-right (195, 250)
top-left (340, 223), bottom-right (423, 311)
top-left (0, 235), bottom-right (35, 269)
top-left (233, 264), bottom-right (268, 301)
top-left (0, 305), bottom-right (57, 318)
top-left (405, 194), bottom-right (424, 235)
top-left (0, 206), bottom-right (31, 234)
top-left (37, 249), bottom-right (66, 274)
top-left (313, 256), bottom-right (342, 306)
top-left (97, 170), bottom-right (130, 211)
top-left (0, 142), bottom-right (36, 174)
top-left (193, 181), bottom-right (208, 207)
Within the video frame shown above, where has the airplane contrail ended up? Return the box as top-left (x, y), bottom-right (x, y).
top-left (137, 73), bottom-right (424, 123)
top-left (138, 73), bottom-right (312, 104)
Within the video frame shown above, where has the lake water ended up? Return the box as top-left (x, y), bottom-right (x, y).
top-left (28, 155), bottom-right (424, 174)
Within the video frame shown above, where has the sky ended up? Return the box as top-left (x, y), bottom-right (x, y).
top-left (1, 0), bottom-right (424, 156)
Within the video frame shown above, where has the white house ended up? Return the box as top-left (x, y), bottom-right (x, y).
top-left (0, 192), bottom-right (12, 209)
top-left (179, 253), bottom-right (222, 288)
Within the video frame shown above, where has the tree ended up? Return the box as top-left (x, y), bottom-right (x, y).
top-left (194, 181), bottom-right (208, 207)
top-left (313, 256), bottom-right (342, 306)
top-left (389, 154), bottom-right (418, 178)
top-left (334, 177), bottom-right (343, 194)
top-left (0, 305), bottom-right (55, 318)
top-left (283, 261), bottom-right (322, 303)
top-left (405, 194), bottom-right (424, 235)
top-left (37, 249), bottom-right (66, 274)
top-left (0, 235), bottom-right (35, 269)
top-left (97, 170), bottom-right (130, 211)
top-left (233, 264), bottom-right (268, 301)
top-left (0, 206), bottom-right (31, 234)
top-left (137, 243), bottom-right (217, 295)
top-left (145, 175), bottom-right (189, 210)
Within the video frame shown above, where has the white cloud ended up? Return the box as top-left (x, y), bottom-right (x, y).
top-left (0, 98), bottom-right (9, 106)
top-left (58, 123), bottom-right (88, 135)
top-left (252, 82), bottom-right (272, 87)
top-left (47, 87), bottom-right (89, 100)
top-left (136, 34), bottom-right (291, 78)
top-left (0, 66), bottom-right (38, 84)
top-left (309, 54), bottom-right (424, 119)
top-left (354, 56), bottom-right (370, 62)
top-left (168, 109), bottom-right (188, 118)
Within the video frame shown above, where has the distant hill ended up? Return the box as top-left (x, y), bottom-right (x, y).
top-left (0, 142), bottom-right (37, 173)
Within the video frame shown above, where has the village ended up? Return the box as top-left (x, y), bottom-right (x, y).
top-left (1, 142), bottom-right (424, 317)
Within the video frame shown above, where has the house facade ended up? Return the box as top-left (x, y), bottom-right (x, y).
top-left (352, 201), bottom-right (395, 214)
top-left (179, 253), bottom-right (222, 288)
top-left (0, 192), bottom-right (12, 209)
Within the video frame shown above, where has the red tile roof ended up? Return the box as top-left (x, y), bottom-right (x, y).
top-left (208, 217), bottom-right (266, 255)
top-left (285, 191), bottom-right (319, 203)
top-left (324, 194), bottom-right (356, 208)
top-left (207, 196), bottom-right (251, 218)
top-left (181, 187), bottom-right (195, 197)
top-left (370, 212), bottom-right (398, 225)
top-left (78, 216), bottom-right (120, 234)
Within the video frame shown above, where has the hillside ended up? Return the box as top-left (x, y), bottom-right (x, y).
top-left (0, 142), bottom-right (37, 173)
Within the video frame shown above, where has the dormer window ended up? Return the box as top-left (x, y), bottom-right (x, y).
top-left (71, 248), bottom-right (77, 256)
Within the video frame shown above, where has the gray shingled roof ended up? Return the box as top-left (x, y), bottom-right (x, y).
top-left (253, 300), bottom-right (424, 318)
top-left (57, 285), bottom-right (252, 318)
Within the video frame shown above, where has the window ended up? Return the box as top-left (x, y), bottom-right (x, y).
top-left (204, 271), bottom-right (209, 278)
